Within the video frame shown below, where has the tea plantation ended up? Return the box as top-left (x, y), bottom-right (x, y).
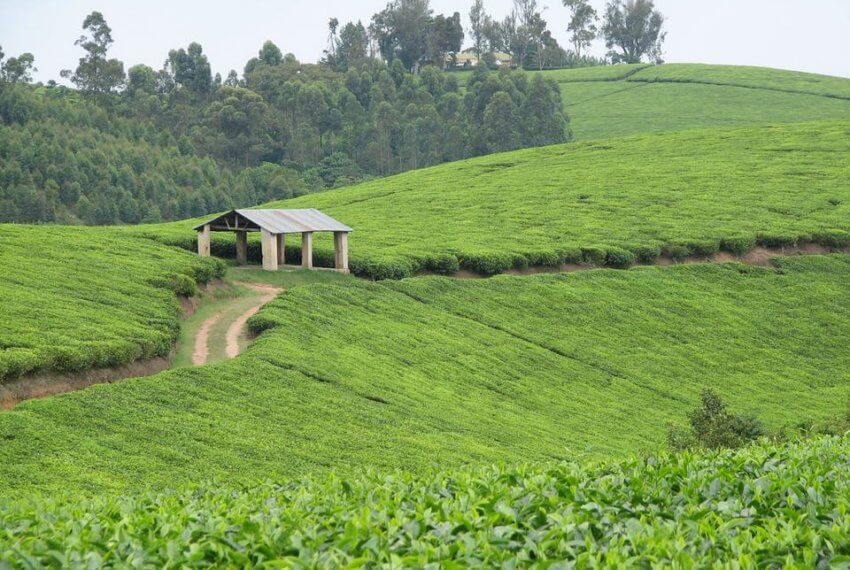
top-left (0, 255), bottom-right (848, 493)
top-left (1, 435), bottom-right (848, 566)
top-left (455, 64), bottom-right (850, 140)
top-left (0, 225), bottom-right (224, 381)
top-left (147, 120), bottom-right (850, 279)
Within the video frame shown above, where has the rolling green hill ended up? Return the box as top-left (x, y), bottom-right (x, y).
top-left (2, 435), bottom-right (847, 566)
top-left (148, 121), bottom-right (850, 279)
top-left (557, 64), bottom-right (850, 140)
top-left (1, 255), bottom-right (848, 493)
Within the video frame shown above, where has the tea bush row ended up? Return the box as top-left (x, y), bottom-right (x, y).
top-left (1, 435), bottom-right (849, 566)
top-left (0, 225), bottom-right (225, 381)
top-left (143, 122), bottom-right (850, 280)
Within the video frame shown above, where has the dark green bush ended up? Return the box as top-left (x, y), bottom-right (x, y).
top-left (556, 247), bottom-right (583, 264)
top-left (756, 233), bottom-right (798, 249)
top-left (662, 244), bottom-right (691, 261)
top-left (422, 253), bottom-right (460, 274)
top-left (523, 250), bottom-right (562, 268)
top-left (605, 248), bottom-right (636, 268)
top-left (580, 247), bottom-right (607, 266)
top-left (686, 240), bottom-right (721, 257)
top-left (811, 230), bottom-right (850, 249)
top-left (720, 236), bottom-right (756, 256)
top-left (459, 252), bottom-right (515, 276)
top-left (668, 389), bottom-right (765, 452)
top-left (629, 244), bottom-right (662, 264)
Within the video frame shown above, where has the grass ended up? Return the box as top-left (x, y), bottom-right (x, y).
top-left (0, 255), bottom-right (848, 493)
top-left (0, 225), bottom-right (224, 381)
top-left (146, 121), bottom-right (850, 280)
top-left (1, 434), bottom-right (848, 566)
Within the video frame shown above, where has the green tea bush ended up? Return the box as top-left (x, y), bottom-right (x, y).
top-left (580, 246), bottom-right (607, 266)
top-left (812, 229), bottom-right (850, 249)
top-left (1, 436), bottom-right (848, 566)
top-left (721, 235), bottom-right (757, 255)
top-left (0, 225), bottom-right (223, 381)
top-left (605, 247), bottom-right (636, 268)
top-left (145, 122), bottom-right (850, 280)
top-left (629, 244), bottom-right (662, 263)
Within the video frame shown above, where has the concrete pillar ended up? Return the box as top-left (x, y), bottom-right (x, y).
top-left (261, 229), bottom-right (278, 271)
top-left (235, 231), bottom-right (248, 265)
top-left (197, 224), bottom-right (211, 257)
top-left (301, 232), bottom-right (313, 269)
top-left (334, 232), bottom-right (349, 273)
top-left (276, 233), bottom-right (286, 266)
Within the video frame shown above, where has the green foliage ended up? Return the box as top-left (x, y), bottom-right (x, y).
top-left (0, 225), bottom-right (224, 381)
top-left (668, 389), bottom-right (766, 452)
top-left (151, 121), bottom-right (850, 279)
top-left (1, 436), bottom-right (849, 565)
top-left (1, 256), bottom-right (849, 492)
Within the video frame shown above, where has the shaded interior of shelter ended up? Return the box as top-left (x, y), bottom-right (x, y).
top-left (195, 209), bottom-right (352, 273)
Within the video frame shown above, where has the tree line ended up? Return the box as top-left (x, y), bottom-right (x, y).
top-left (0, 0), bottom-right (666, 225)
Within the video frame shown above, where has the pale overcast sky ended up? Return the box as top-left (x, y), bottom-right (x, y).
top-left (1, 0), bottom-right (849, 82)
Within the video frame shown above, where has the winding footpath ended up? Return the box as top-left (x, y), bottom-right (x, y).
top-left (192, 283), bottom-right (283, 366)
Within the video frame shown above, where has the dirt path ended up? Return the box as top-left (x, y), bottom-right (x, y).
top-left (191, 282), bottom-right (282, 366)
top-left (224, 284), bottom-right (282, 359)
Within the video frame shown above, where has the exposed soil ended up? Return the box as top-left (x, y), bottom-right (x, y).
top-left (0, 357), bottom-right (171, 410)
top-left (224, 283), bottom-right (282, 359)
top-left (192, 311), bottom-right (224, 366)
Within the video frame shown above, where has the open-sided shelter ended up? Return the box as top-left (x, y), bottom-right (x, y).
top-left (194, 209), bottom-right (352, 272)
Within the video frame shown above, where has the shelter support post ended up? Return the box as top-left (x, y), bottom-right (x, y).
top-left (276, 234), bottom-right (286, 266)
top-left (334, 232), bottom-right (349, 273)
top-left (235, 231), bottom-right (248, 265)
top-left (261, 229), bottom-right (279, 271)
top-left (197, 224), bottom-right (211, 257)
top-left (302, 232), bottom-right (313, 269)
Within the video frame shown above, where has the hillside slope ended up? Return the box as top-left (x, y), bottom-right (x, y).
top-left (151, 121), bottom-right (850, 279)
top-left (1, 255), bottom-right (848, 493)
top-left (553, 63), bottom-right (850, 140)
top-left (0, 225), bottom-right (224, 383)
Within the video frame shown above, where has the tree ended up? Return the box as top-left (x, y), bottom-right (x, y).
top-left (427, 12), bottom-right (464, 68)
top-left (62, 11), bottom-right (125, 93)
top-left (602, 0), bottom-right (665, 64)
top-left (483, 91), bottom-right (519, 152)
top-left (468, 0), bottom-right (491, 63)
top-left (126, 64), bottom-right (158, 96)
top-left (336, 22), bottom-right (370, 71)
top-left (563, 0), bottom-right (598, 58)
top-left (501, 0), bottom-right (547, 69)
top-left (258, 41), bottom-right (283, 66)
top-left (167, 42), bottom-right (213, 95)
top-left (370, 0), bottom-right (433, 72)
top-left (327, 18), bottom-right (340, 59)
top-left (1, 52), bottom-right (36, 84)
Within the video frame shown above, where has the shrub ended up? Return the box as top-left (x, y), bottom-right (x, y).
top-left (459, 252), bottom-right (515, 276)
top-left (668, 389), bottom-right (765, 451)
top-left (523, 250), bottom-right (562, 267)
top-left (422, 253), bottom-right (460, 274)
top-left (629, 244), bottom-right (662, 264)
top-left (686, 240), bottom-right (721, 257)
top-left (756, 233), bottom-right (798, 249)
top-left (556, 247), bottom-right (583, 264)
top-left (811, 229), bottom-right (850, 249)
top-left (580, 246), bottom-right (607, 266)
top-left (662, 244), bottom-right (691, 261)
top-left (720, 236), bottom-right (756, 256)
top-left (605, 247), bottom-right (636, 268)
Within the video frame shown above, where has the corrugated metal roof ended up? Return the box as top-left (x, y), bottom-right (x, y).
top-left (194, 209), bottom-right (352, 233)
